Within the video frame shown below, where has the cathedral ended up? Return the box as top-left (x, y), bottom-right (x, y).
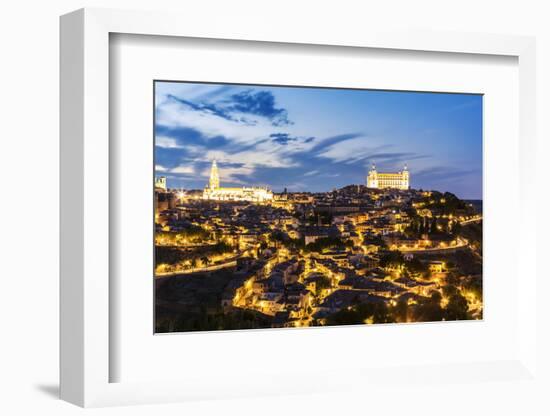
top-left (366, 164), bottom-right (410, 190)
top-left (202, 160), bottom-right (274, 202)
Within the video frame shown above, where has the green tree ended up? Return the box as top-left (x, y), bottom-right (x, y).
top-left (413, 291), bottom-right (444, 322)
top-left (444, 293), bottom-right (470, 320)
top-left (379, 250), bottom-right (404, 269)
top-left (304, 237), bottom-right (346, 253)
top-left (406, 258), bottom-right (429, 277)
top-left (393, 297), bottom-right (409, 323)
top-left (315, 275), bottom-right (332, 296)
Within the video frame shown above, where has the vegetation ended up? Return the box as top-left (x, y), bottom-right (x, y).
top-left (361, 235), bottom-right (387, 250)
top-left (393, 297), bottom-right (409, 323)
top-left (156, 309), bottom-right (272, 332)
top-left (405, 216), bottom-right (461, 238)
top-left (270, 230), bottom-right (305, 251)
top-left (155, 241), bottom-right (233, 268)
top-left (411, 291), bottom-right (445, 322)
top-left (405, 257), bottom-right (430, 277)
top-left (462, 274), bottom-right (483, 299)
top-left (156, 225), bottom-right (210, 245)
top-left (155, 268), bottom-right (275, 332)
top-left (325, 301), bottom-right (394, 326)
top-left (379, 250), bottom-right (405, 269)
top-left (314, 275), bottom-right (332, 296)
top-left (323, 285), bottom-right (473, 326)
top-left (420, 191), bottom-right (471, 215)
top-left (304, 237), bottom-right (351, 253)
top-left (459, 221), bottom-right (483, 255)
top-left (441, 285), bottom-right (470, 320)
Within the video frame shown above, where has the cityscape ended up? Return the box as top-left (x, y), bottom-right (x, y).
top-left (154, 82), bottom-right (483, 333)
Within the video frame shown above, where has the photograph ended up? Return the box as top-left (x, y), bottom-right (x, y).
top-left (153, 81), bottom-right (483, 333)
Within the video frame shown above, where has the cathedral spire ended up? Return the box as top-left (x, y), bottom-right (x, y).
top-left (209, 160), bottom-right (220, 190)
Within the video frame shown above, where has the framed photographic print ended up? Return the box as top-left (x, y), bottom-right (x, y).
top-left (153, 81), bottom-right (484, 333)
top-left (60, 8), bottom-right (540, 409)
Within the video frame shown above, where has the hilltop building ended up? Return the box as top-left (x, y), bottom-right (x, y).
top-left (155, 176), bottom-right (167, 191)
top-left (203, 160), bottom-right (274, 202)
top-left (154, 176), bottom-right (176, 219)
top-left (367, 164), bottom-right (410, 190)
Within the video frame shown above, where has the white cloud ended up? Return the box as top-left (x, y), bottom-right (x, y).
top-left (156, 99), bottom-right (269, 144)
top-left (155, 83), bottom-right (221, 105)
top-left (155, 94), bottom-right (319, 172)
top-left (178, 144), bottom-right (206, 157)
top-left (155, 136), bottom-right (183, 149)
top-left (205, 146), bottom-right (295, 169)
top-left (317, 136), bottom-right (378, 164)
top-left (155, 164), bottom-right (167, 172)
top-left (170, 165), bottom-right (195, 175)
top-left (303, 170), bottom-right (320, 177)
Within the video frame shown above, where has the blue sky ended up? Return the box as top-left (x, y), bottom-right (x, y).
top-left (155, 81), bottom-right (482, 199)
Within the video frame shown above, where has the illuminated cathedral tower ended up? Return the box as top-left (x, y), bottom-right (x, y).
top-left (367, 164), bottom-right (410, 190)
top-left (209, 159), bottom-right (220, 190)
top-left (203, 160), bottom-right (273, 202)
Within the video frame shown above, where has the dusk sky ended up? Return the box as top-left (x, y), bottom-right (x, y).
top-left (155, 81), bottom-right (482, 199)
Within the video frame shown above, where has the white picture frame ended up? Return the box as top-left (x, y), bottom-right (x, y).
top-left (60, 8), bottom-right (538, 408)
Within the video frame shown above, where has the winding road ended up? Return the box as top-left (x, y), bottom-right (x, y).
top-left (155, 255), bottom-right (240, 278)
top-left (460, 215), bottom-right (482, 226)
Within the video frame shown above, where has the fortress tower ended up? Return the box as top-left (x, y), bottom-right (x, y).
top-left (155, 176), bottom-right (167, 191)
